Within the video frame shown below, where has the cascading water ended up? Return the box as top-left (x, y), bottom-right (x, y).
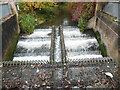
top-left (13, 18), bottom-right (102, 62)
top-left (13, 27), bottom-right (52, 61)
top-left (54, 27), bottom-right (62, 62)
top-left (62, 20), bottom-right (103, 61)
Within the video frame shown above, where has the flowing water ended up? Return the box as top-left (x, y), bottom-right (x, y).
top-left (13, 27), bottom-right (52, 61)
top-left (63, 26), bottom-right (102, 61)
top-left (54, 27), bottom-right (62, 62)
top-left (13, 19), bottom-right (102, 62)
top-left (62, 19), bottom-right (102, 61)
top-left (6, 18), bottom-right (118, 89)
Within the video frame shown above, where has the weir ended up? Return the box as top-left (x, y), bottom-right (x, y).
top-left (1, 23), bottom-right (119, 88)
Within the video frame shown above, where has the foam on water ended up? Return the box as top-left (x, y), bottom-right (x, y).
top-left (23, 31), bottom-right (51, 38)
top-left (54, 28), bottom-right (62, 62)
top-left (67, 51), bottom-right (101, 56)
top-left (13, 56), bottom-right (49, 61)
top-left (63, 31), bottom-right (82, 37)
top-left (65, 39), bottom-right (98, 50)
top-left (63, 25), bottom-right (102, 60)
top-left (67, 55), bottom-right (103, 60)
top-left (13, 27), bottom-right (52, 61)
top-left (17, 41), bottom-right (51, 49)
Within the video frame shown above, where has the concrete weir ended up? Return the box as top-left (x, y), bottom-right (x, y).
top-left (0, 24), bottom-right (119, 89)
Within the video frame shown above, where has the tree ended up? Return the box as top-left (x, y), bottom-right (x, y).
top-left (18, 2), bottom-right (57, 14)
top-left (68, 2), bottom-right (96, 21)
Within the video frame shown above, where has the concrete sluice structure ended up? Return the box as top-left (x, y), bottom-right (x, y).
top-left (0, 25), bottom-right (119, 89)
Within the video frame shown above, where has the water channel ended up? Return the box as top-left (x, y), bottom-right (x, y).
top-left (13, 19), bottom-right (102, 62)
top-left (2, 19), bottom-right (118, 89)
top-left (13, 27), bottom-right (52, 61)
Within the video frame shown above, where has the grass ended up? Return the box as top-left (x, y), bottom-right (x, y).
top-left (3, 34), bottom-right (19, 61)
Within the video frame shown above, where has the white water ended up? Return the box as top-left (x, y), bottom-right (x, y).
top-left (54, 27), bottom-right (62, 62)
top-left (13, 19), bottom-right (102, 62)
top-left (13, 56), bottom-right (49, 61)
top-left (13, 27), bottom-right (52, 61)
top-left (63, 26), bottom-right (102, 61)
top-left (17, 41), bottom-right (51, 49)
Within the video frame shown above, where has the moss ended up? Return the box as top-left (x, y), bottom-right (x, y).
top-left (3, 33), bottom-right (20, 61)
top-left (95, 31), bottom-right (107, 57)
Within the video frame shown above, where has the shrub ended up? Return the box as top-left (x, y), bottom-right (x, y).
top-left (78, 13), bottom-right (89, 32)
top-left (19, 14), bottom-right (35, 34)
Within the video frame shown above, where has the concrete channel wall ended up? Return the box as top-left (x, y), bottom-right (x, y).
top-left (50, 25), bottom-right (55, 63)
top-left (50, 25), bottom-right (66, 63)
top-left (1, 14), bottom-right (20, 60)
top-left (94, 11), bottom-right (120, 63)
top-left (59, 25), bottom-right (67, 63)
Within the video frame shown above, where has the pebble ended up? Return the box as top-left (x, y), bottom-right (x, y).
top-left (22, 85), bottom-right (29, 88)
top-left (78, 80), bottom-right (80, 83)
top-left (1, 62), bottom-right (118, 89)
top-left (105, 72), bottom-right (113, 78)
top-left (67, 80), bottom-right (71, 84)
top-left (65, 85), bottom-right (69, 88)
top-left (36, 68), bottom-right (39, 73)
top-left (42, 82), bottom-right (46, 86)
top-left (25, 81), bottom-right (28, 84)
top-left (72, 86), bottom-right (79, 88)
top-left (86, 86), bottom-right (93, 88)
top-left (46, 86), bottom-right (51, 88)
top-left (102, 80), bottom-right (107, 84)
top-left (0, 65), bottom-right (3, 68)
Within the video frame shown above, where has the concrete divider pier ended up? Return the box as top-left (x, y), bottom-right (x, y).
top-left (50, 25), bottom-right (67, 64)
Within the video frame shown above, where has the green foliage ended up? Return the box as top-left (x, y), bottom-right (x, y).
top-left (58, 3), bottom-right (67, 12)
top-left (95, 32), bottom-right (107, 57)
top-left (18, 2), bottom-right (57, 14)
top-left (18, 2), bottom-right (59, 34)
top-left (19, 14), bottom-right (35, 34)
top-left (78, 13), bottom-right (90, 32)
top-left (77, 3), bottom-right (95, 32)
